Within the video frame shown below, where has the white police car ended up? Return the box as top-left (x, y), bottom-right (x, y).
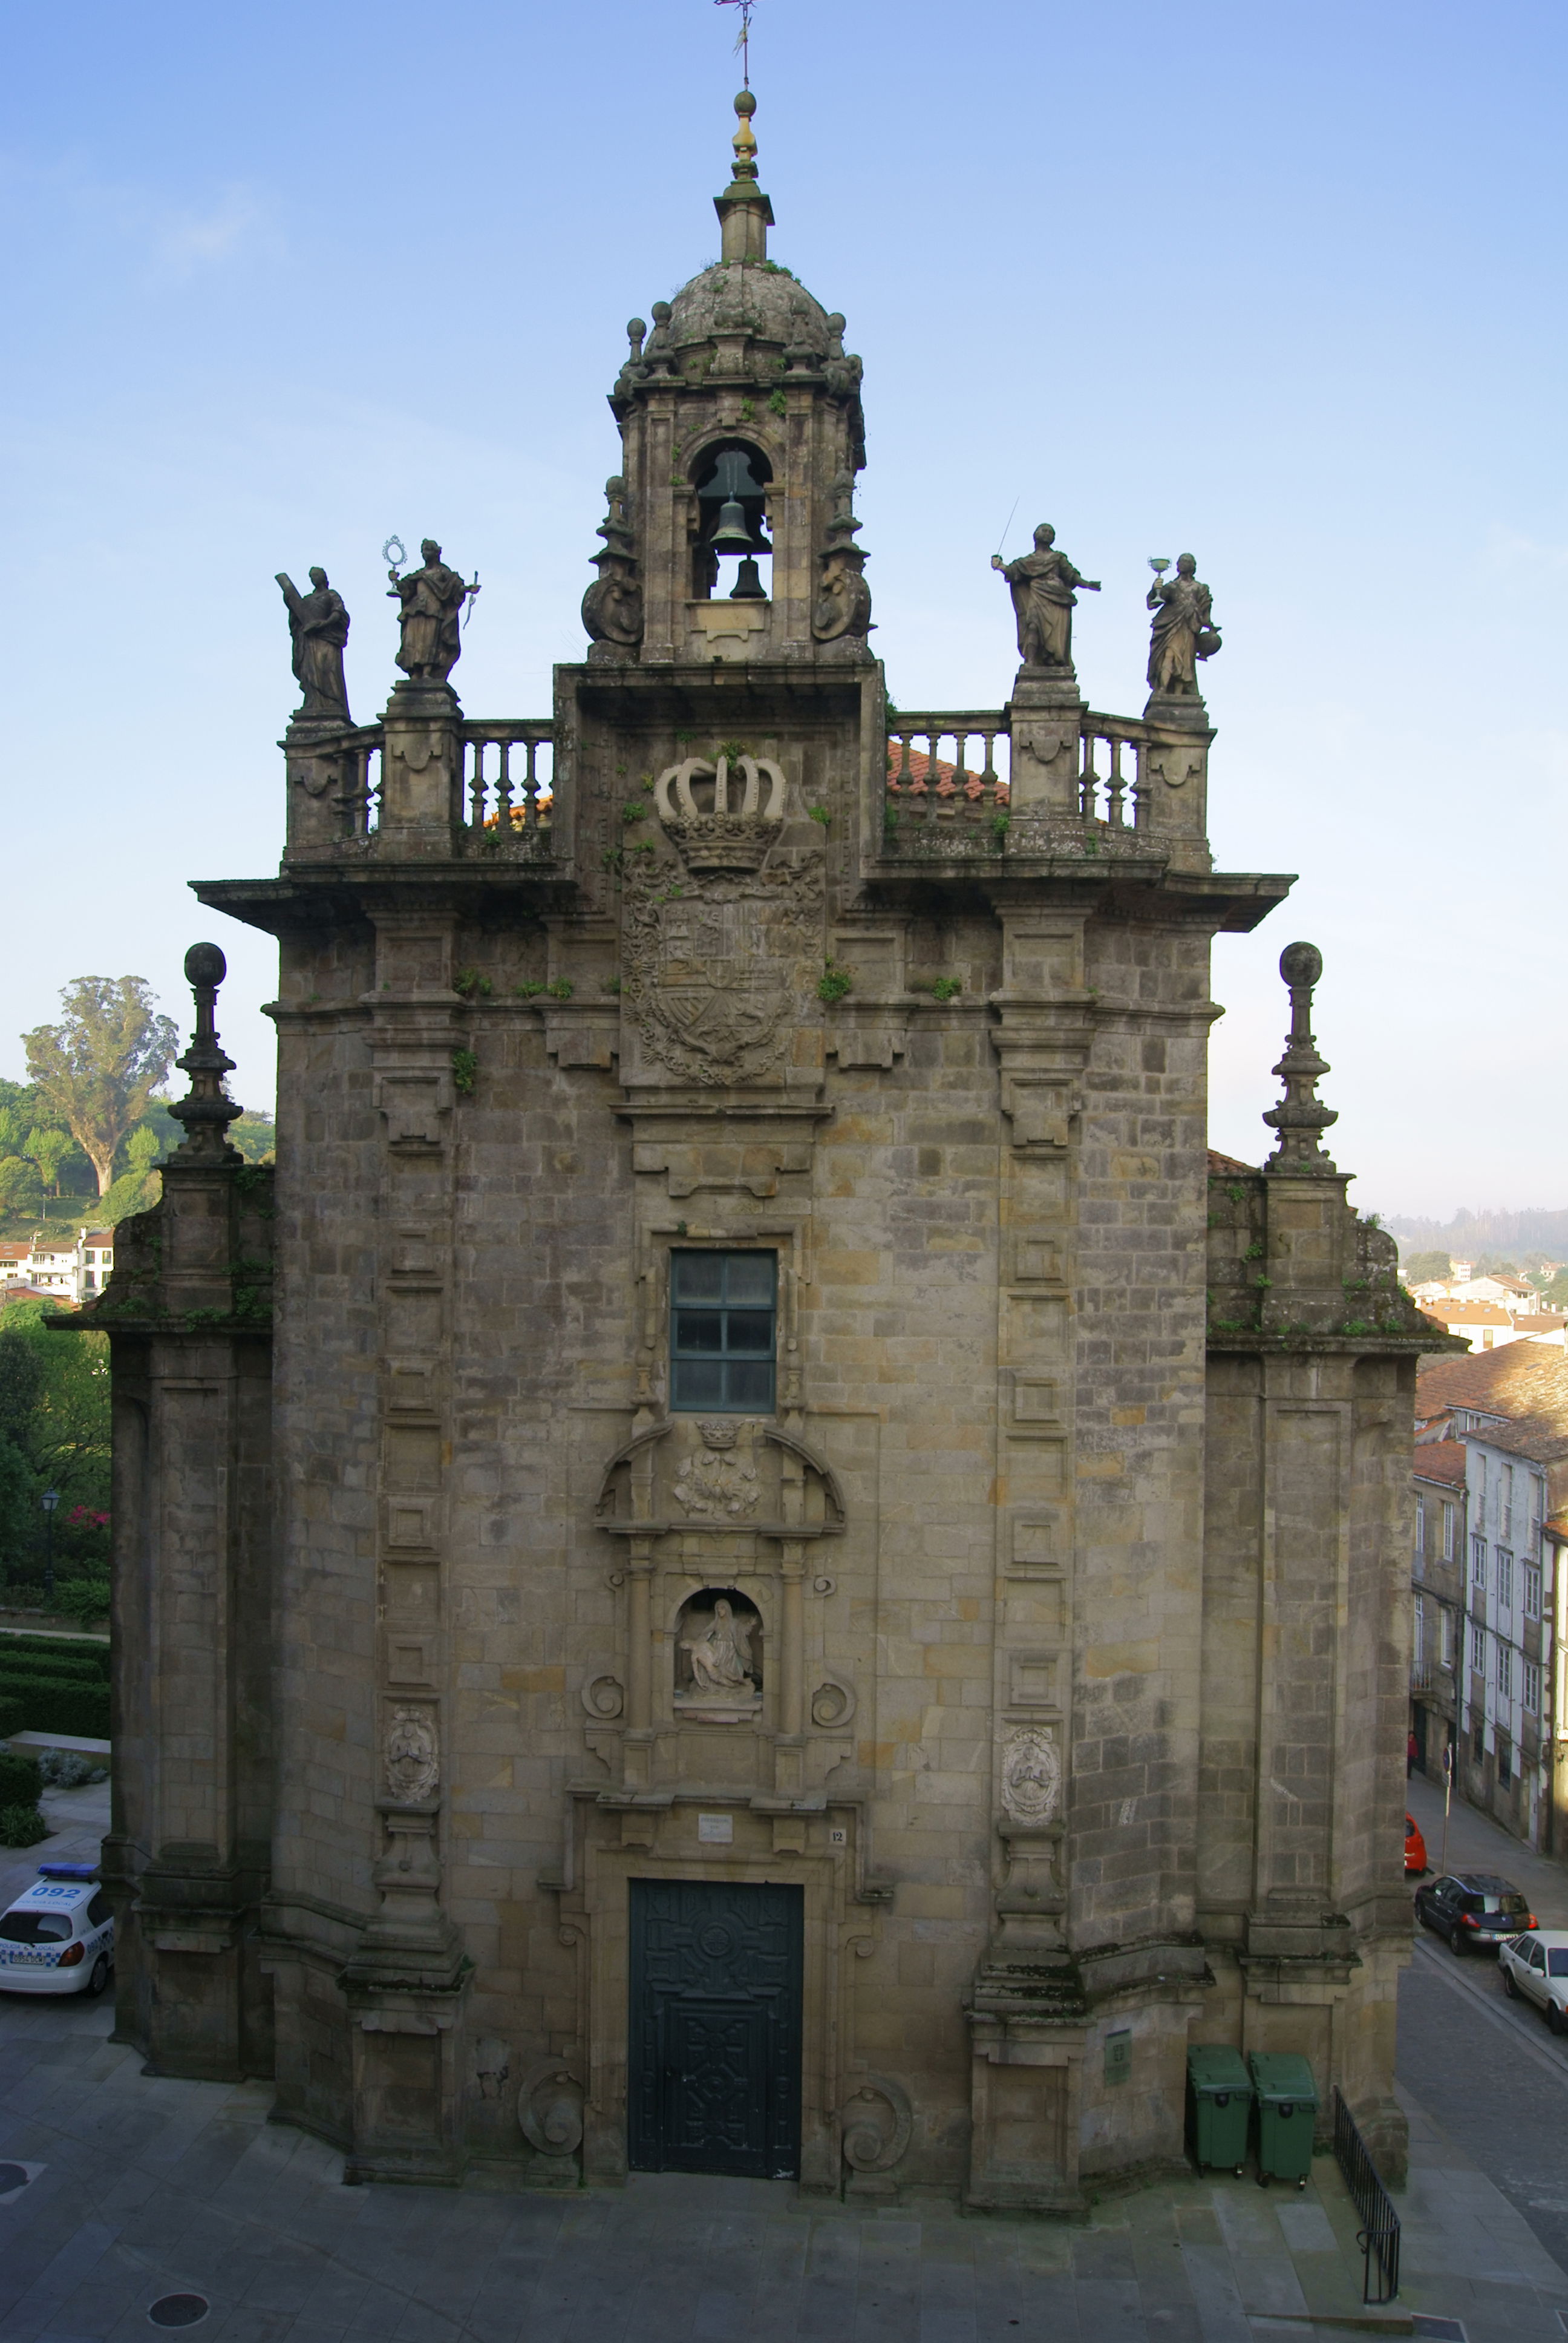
top-left (0, 1863), bottom-right (114, 1996)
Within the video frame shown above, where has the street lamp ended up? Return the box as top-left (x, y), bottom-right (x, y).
top-left (40, 1488), bottom-right (59, 1607)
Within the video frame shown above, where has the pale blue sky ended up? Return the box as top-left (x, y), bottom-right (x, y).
top-left (1, 0), bottom-right (1561, 1216)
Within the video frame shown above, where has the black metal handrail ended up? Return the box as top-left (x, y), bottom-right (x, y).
top-left (1332, 2085), bottom-right (1401, 2302)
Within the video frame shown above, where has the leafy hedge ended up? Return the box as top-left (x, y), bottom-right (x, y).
top-left (0, 1751), bottom-right (43, 1806)
top-left (0, 1696), bottom-right (22, 1738)
top-left (0, 1674), bottom-right (109, 1738)
top-left (0, 1634), bottom-right (109, 1680)
top-left (0, 1651), bottom-right (105, 1683)
top-left (0, 1804), bottom-right (48, 1847)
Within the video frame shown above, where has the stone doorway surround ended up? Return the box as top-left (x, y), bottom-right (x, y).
top-left (627, 1876), bottom-right (803, 2178)
top-left (555, 1793), bottom-right (884, 2193)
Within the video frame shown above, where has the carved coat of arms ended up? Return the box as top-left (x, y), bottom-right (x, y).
top-left (623, 857), bottom-right (822, 1085)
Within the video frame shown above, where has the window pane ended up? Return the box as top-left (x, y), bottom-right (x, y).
top-left (672, 1254), bottom-right (724, 1302)
top-left (672, 1358), bottom-right (724, 1407)
top-left (725, 1255), bottom-right (775, 1305)
top-left (1549, 1950), bottom-right (1568, 1976)
top-left (670, 1250), bottom-right (776, 1414)
top-left (674, 1310), bottom-right (724, 1355)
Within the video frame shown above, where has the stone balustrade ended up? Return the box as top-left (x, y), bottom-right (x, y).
top-left (288, 717), bottom-right (557, 857)
top-left (886, 709), bottom-right (1163, 840)
top-left (885, 713), bottom-right (1011, 820)
top-left (459, 721), bottom-right (555, 837)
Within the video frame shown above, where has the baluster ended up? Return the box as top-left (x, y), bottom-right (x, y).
top-left (908, 733), bottom-right (930, 815)
top-left (1131, 741), bottom-right (1149, 830)
top-left (979, 730), bottom-right (998, 808)
top-left (935, 734), bottom-right (958, 816)
top-left (532, 738), bottom-right (550, 829)
top-left (961, 732), bottom-right (984, 811)
top-left (1078, 732), bottom-right (1095, 821)
top-left (497, 739), bottom-right (513, 830)
top-left (367, 746), bottom-right (382, 834)
top-left (1107, 735), bottom-right (1125, 828)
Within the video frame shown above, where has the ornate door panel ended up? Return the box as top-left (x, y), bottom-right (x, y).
top-left (628, 1879), bottom-right (803, 2177)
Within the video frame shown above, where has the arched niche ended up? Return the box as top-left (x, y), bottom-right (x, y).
top-left (673, 1586), bottom-right (763, 1723)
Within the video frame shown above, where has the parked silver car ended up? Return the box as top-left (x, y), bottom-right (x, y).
top-left (1500, 1928), bottom-right (1568, 2032)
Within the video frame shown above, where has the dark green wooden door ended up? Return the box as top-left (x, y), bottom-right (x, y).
top-left (628, 1879), bottom-right (803, 2177)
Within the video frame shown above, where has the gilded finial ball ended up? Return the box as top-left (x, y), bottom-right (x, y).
top-left (734, 89), bottom-right (756, 117)
top-left (1279, 942), bottom-right (1322, 989)
top-left (185, 942), bottom-right (227, 989)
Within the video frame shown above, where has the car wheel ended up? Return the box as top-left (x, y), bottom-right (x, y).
top-left (1451, 1927), bottom-right (1466, 1955)
top-left (1549, 2004), bottom-right (1563, 2036)
top-left (85, 1954), bottom-right (108, 1998)
top-left (1505, 1966), bottom-right (1519, 1997)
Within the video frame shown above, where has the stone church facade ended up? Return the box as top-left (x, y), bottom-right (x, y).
top-left (82, 97), bottom-right (1436, 2203)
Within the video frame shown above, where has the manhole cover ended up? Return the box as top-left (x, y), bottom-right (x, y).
top-left (148, 2298), bottom-right (209, 2328)
top-left (0, 2164), bottom-right (30, 2195)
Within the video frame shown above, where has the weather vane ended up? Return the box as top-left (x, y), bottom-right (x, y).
top-left (716, 0), bottom-right (756, 88)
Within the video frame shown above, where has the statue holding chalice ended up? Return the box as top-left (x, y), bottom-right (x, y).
top-left (1145, 554), bottom-right (1221, 698)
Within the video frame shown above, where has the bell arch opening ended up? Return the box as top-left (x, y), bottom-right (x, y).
top-left (691, 441), bottom-right (773, 601)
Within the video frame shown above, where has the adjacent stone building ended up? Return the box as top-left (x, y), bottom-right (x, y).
top-left (77, 94), bottom-right (1439, 2203)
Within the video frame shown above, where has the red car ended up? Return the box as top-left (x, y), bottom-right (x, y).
top-left (1405, 1814), bottom-right (1428, 1875)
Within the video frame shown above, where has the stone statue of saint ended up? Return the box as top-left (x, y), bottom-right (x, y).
top-left (681, 1598), bottom-right (754, 1694)
top-left (1146, 554), bottom-right (1220, 696)
top-left (992, 524), bottom-right (1100, 670)
top-left (276, 566), bottom-right (351, 721)
top-left (388, 539), bottom-right (469, 684)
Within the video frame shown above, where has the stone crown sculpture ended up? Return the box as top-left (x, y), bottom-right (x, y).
top-left (653, 753), bottom-right (786, 871)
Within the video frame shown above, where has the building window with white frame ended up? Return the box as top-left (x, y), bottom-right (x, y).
top-left (1414, 1592), bottom-right (1425, 1670)
top-left (1416, 1496), bottom-right (1426, 1558)
top-left (1497, 1637), bottom-right (1512, 1698)
top-left (1440, 1604), bottom-right (1455, 1667)
top-left (1442, 1502), bottom-right (1456, 1562)
top-left (1503, 1464), bottom-right (1514, 1541)
top-left (1472, 1535), bottom-right (1487, 1594)
top-left (1524, 1659), bottom-right (1542, 1714)
top-left (1497, 1549), bottom-right (1514, 1610)
top-left (1524, 1562), bottom-right (1542, 1620)
top-left (1472, 1620), bottom-right (1486, 1672)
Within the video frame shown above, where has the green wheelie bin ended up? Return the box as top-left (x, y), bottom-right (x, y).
top-left (1186, 2046), bottom-right (1253, 2175)
top-left (1247, 2052), bottom-right (1318, 2187)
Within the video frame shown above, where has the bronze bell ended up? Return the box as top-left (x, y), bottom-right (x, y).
top-left (710, 494), bottom-right (754, 552)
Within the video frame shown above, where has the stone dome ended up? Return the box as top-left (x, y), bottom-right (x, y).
top-left (665, 258), bottom-right (832, 353)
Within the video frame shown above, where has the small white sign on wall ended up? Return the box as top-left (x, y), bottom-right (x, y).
top-left (697, 1812), bottom-right (734, 1844)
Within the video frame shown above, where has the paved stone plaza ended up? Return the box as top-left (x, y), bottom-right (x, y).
top-left (1, 1968), bottom-right (1564, 2343)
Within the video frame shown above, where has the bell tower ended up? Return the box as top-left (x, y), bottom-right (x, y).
top-left (585, 93), bottom-right (870, 668)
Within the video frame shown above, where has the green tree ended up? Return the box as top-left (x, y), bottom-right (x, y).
top-left (0, 1306), bottom-right (110, 1585)
top-left (1401, 1250), bottom-right (1451, 1285)
top-left (22, 977), bottom-right (178, 1198)
top-left (0, 1157), bottom-right (42, 1217)
top-left (230, 1110), bottom-right (275, 1163)
top-left (23, 1127), bottom-right (71, 1196)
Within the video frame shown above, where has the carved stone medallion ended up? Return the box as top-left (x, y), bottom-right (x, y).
top-left (674, 1419), bottom-right (760, 1518)
top-left (1000, 1725), bottom-right (1060, 1825)
top-left (622, 855), bottom-right (823, 1086)
top-left (385, 1703), bottom-right (440, 1802)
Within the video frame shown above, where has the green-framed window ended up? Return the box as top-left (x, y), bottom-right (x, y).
top-left (670, 1250), bottom-right (777, 1413)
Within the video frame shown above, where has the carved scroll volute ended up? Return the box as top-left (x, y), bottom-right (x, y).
top-left (518, 2057), bottom-right (585, 2159)
top-left (841, 2074), bottom-right (913, 2177)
